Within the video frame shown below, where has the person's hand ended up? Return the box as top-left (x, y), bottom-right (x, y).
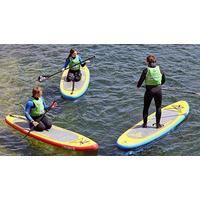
top-left (51, 101), bottom-right (57, 108)
top-left (32, 121), bottom-right (39, 127)
top-left (62, 68), bottom-right (65, 71)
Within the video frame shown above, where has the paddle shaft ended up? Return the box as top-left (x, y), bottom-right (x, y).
top-left (71, 80), bottom-right (75, 95)
top-left (141, 85), bottom-right (199, 95)
top-left (68, 56), bottom-right (95, 95)
top-left (39, 56), bottom-right (95, 81)
top-left (161, 87), bottom-right (199, 95)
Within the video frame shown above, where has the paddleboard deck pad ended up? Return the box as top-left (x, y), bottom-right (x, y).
top-left (5, 115), bottom-right (98, 151)
top-left (60, 66), bottom-right (90, 100)
top-left (117, 101), bottom-right (189, 149)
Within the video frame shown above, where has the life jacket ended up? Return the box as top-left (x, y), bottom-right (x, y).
top-left (29, 97), bottom-right (45, 117)
top-left (69, 55), bottom-right (81, 71)
top-left (145, 66), bottom-right (162, 86)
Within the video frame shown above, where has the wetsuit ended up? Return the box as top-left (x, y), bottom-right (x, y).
top-left (25, 97), bottom-right (52, 131)
top-left (137, 65), bottom-right (166, 127)
top-left (63, 55), bottom-right (86, 82)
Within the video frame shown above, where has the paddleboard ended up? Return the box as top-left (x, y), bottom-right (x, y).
top-left (60, 66), bottom-right (90, 100)
top-left (117, 100), bottom-right (189, 149)
top-left (5, 115), bottom-right (98, 151)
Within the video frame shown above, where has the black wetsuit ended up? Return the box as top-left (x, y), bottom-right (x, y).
top-left (137, 66), bottom-right (166, 126)
top-left (67, 63), bottom-right (86, 82)
top-left (67, 69), bottom-right (82, 82)
top-left (25, 97), bottom-right (52, 132)
top-left (30, 115), bottom-right (52, 132)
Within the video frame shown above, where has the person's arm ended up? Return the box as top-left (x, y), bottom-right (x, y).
top-left (78, 55), bottom-right (86, 67)
top-left (78, 55), bottom-right (82, 63)
top-left (63, 58), bottom-right (70, 69)
top-left (137, 68), bottom-right (147, 88)
top-left (25, 101), bottom-right (34, 122)
top-left (42, 97), bottom-right (49, 111)
top-left (160, 69), bottom-right (166, 85)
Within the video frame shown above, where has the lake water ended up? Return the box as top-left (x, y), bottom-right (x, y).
top-left (0, 44), bottom-right (199, 155)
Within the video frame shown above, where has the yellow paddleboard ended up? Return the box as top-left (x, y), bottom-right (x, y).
top-left (5, 114), bottom-right (98, 151)
top-left (117, 101), bottom-right (189, 149)
top-left (60, 66), bottom-right (90, 100)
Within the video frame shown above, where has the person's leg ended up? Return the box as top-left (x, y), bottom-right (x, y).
top-left (67, 71), bottom-right (75, 82)
top-left (154, 90), bottom-right (162, 128)
top-left (74, 70), bottom-right (82, 82)
top-left (30, 121), bottom-right (46, 132)
top-left (41, 115), bottom-right (52, 130)
top-left (143, 90), bottom-right (153, 127)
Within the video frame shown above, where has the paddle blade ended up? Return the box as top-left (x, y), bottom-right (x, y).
top-left (38, 75), bottom-right (48, 82)
top-left (50, 100), bottom-right (57, 108)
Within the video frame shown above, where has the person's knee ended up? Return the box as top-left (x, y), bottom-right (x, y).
top-left (67, 73), bottom-right (74, 81)
top-left (75, 76), bottom-right (81, 82)
top-left (34, 122), bottom-right (46, 132)
top-left (44, 119), bottom-right (52, 130)
top-left (156, 106), bottom-right (161, 112)
top-left (45, 122), bottom-right (52, 130)
top-left (74, 73), bottom-right (81, 82)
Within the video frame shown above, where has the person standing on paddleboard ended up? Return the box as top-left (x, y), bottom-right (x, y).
top-left (25, 86), bottom-right (57, 131)
top-left (137, 55), bottom-right (166, 128)
top-left (62, 49), bottom-right (90, 82)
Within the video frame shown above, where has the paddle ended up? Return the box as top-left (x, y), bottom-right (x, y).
top-left (71, 80), bottom-right (75, 95)
top-left (23, 100), bottom-right (56, 139)
top-left (37, 56), bottom-right (95, 82)
top-left (141, 85), bottom-right (200, 96)
top-left (69, 56), bottom-right (95, 95)
top-left (161, 87), bottom-right (200, 96)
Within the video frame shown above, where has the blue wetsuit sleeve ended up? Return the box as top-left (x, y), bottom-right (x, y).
top-left (63, 58), bottom-right (70, 68)
top-left (78, 55), bottom-right (86, 67)
top-left (78, 55), bottom-right (83, 63)
top-left (25, 101), bottom-right (34, 122)
top-left (42, 97), bottom-right (49, 110)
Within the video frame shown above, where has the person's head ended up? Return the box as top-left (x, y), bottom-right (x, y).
top-left (146, 55), bottom-right (156, 66)
top-left (68, 49), bottom-right (78, 59)
top-left (32, 86), bottom-right (43, 98)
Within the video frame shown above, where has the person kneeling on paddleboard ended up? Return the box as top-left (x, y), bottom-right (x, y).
top-left (25, 86), bottom-right (57, 131)
top-left (62, 49), bottom-right (90, 82)
top-left (137, 55), bottom-right (166, 128)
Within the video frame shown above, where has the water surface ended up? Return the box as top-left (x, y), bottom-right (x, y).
top-left (0, 44), bottom-right (199, 155)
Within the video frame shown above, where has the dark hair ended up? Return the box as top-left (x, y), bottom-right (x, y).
top-left (146, 55), bottom-right (156, 64)
top-left (67, 49), bottom-right (76, 58)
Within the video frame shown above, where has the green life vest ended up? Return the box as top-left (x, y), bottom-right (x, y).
top-left (29, 97), bottom-right (45, 117)
top-left (145, 66), bottom-right (162, 86)
top-left (69, 55), bottom-right (81, 71)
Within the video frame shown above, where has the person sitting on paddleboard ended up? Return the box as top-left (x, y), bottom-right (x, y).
top-left (137, 55), bottom-right (166, 128)
top-left (62, 49), bottom-right (90, 82)
top-left (25, 86), bottom-right (57, 131)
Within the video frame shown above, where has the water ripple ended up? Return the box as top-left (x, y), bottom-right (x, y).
top-left (0, 44), bottom-right (199, 155)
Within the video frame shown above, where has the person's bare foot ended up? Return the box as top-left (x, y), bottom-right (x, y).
top-left (156, 123), bottom-right (164, 129)
top-left (142, 123), bottom-right (147, 128)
